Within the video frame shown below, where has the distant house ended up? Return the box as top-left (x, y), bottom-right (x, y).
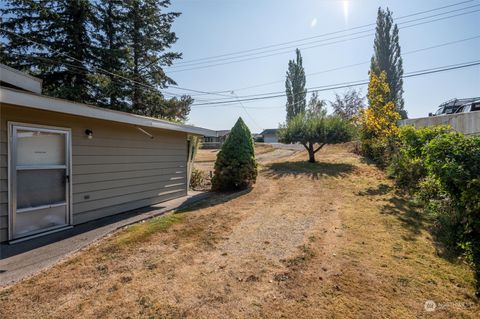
top-left (0, 64), bottom-right (214, 243)
top-left (202, 130), bottom-right (230, 149)
top-left (252, 133), bottom-right (263, 142)
top-left (260, 129), bottom-right (279, 143)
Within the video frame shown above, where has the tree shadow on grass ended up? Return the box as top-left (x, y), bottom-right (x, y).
top-left (356, 183), bottom-right (426, 241)
top-left (176, 188), bottom-right (252, 214)
top-left (380, 196), bottom-right (426, 241)
top-left (358, 183), bottom-right (392, 196)
top-left (264, 161), bottom-right (355, 180)
top-left (365, 185), bottom-right (465, 263)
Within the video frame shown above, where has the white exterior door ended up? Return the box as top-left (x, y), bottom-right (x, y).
top-left (9, 123), bottom-right (72, 240)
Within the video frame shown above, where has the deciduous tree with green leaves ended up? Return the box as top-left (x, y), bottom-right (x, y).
top-left (331, 88), bottom-right (365, 120)
top-left (285, 49), bottom-right (307, 121)
top-left (212, 118), bottom-right (258, 191)
top-left (278, 113), bottom-right (354, 163)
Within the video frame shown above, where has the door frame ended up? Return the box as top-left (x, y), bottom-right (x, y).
top-left (8, 121), bottom-right (73, 241)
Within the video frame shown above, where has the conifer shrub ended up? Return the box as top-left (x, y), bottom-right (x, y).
top-left (211, 118), bottom-right (257, 191)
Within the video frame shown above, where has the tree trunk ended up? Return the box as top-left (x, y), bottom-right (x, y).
top-left (307, 143), bottom-right (315, 163)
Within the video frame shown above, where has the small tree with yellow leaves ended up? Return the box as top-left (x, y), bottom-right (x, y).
top-left (360, 71), bottom-right (401, 165)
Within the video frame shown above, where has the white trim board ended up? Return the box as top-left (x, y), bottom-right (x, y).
top-left (0, 64), bottom-right (42, 94)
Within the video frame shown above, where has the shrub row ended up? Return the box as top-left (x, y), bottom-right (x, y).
top-left (385, 125), bottom-right (480, 296)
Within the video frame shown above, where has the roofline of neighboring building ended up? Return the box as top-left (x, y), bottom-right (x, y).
top-left (260, 129), bottom-right (279, 135)
top-left (0, 86), bottom-right (215, 136)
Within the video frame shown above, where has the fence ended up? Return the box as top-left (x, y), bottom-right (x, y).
top-left (399, 111), bottom-right (480, 135)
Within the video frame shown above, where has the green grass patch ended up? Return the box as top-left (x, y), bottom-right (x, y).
top-left (113, 214), bottom-right (183, 247)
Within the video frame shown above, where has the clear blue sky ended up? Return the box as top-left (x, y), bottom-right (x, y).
top-left (166, 0), bottom-right (480, 132)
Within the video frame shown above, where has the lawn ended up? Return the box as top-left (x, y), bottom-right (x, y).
top-left (195, 143), bottom-right (274, 163)
top-left (193, 142), bottom-right (277, 175)
top-left (0, 144), bottom-right (478, 318)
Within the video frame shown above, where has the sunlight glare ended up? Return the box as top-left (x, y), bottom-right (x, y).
top-left (343, 0), bottom-right (350, 23)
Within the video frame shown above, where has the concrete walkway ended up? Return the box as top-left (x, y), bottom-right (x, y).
top-left (0, 191), bottom-right (211, 286)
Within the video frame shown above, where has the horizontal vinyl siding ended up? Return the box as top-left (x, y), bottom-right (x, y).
top-left (73, 181), bottom-right (185, 212)
top-left (0, 104), bottom-right (188, 241)
top-left (74, 190), bottom-right (184, 224)
top-left (72, 144), bottom-right (185, 156)
top-left (74, 173), bottom-right (185, 193)
top-left (73, 154), bottom-right (186, 165)
top-left (73, 162), bottom-right (185, 175)
top-left (0, 117), bottom-right (8, 241)
top-left (73, 167), bottom-right (185, 184)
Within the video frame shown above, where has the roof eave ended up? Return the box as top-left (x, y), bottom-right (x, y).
top-left (0, 87), bottom-right (215, 136)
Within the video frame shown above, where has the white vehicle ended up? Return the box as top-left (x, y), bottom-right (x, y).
top-left (430, 97), bottom-right (480, 116)
top-left (455, 100), bottom-right (480, 113)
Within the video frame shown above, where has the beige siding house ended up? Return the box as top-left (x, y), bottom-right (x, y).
top-left (0, 65), bottom-right (213, 243)
top-left (260, 129), bottom-right (279, 143)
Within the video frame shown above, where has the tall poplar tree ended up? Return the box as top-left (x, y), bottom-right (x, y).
top-left (370, 7), bottom-right (406, 119)
top-left (1, 0), bottom-right (94, 103)
top-left (285, 49), bottom-right (307, 121)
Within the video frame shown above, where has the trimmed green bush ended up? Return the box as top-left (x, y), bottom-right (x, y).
top-left (387, 125), bottom-right (480, 296)
top-left (361, 137), bottom-right (395, 168)
top-left (423, 132), bottom-right (480, 295)
top-left (211, 117), bottom-right (257, 191)
top-left (387, 125), bottom-right (451, 191)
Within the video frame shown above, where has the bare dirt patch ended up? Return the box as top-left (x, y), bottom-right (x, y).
top-left (0, 144), bottom-right (478, 318)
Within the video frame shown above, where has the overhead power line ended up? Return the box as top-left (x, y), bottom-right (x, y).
top-left (190, 60), bottom-right (480, 107)
top-left (168, 8), bottom-right (480, 73)
top-left (0, 27), bottom-right (225, 99)
top-left (171, 0), bottom-right (475, 66)
top-left (187, 34), bottom-right (480, 96)
top-left (189, 35), bottom-right (480, 102)
top-left (2, 1), bottom-right (477, 102)
top-left (231, 91), bottom-right (263, 131)
top-left (167, 3), bottom-right (480, 72)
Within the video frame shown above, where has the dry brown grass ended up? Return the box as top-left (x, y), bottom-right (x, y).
top-left (0, 144), bottom-right (478, 318)
top-left (194, 148), bottom-right (218, 163)
top-left (253, 142), bottom-right (275, 155)
top-left (195, 143), bottom-right (274, 163)
top-left (194, 143), bottom-right (277, 176)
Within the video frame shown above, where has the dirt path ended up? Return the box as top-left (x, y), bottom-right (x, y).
top-left (255, 147), bottom-right (298, 163)
top-left (0, 145), bottom-right (478, 318)
top-left (194, 144), bottom-right (299, 173)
